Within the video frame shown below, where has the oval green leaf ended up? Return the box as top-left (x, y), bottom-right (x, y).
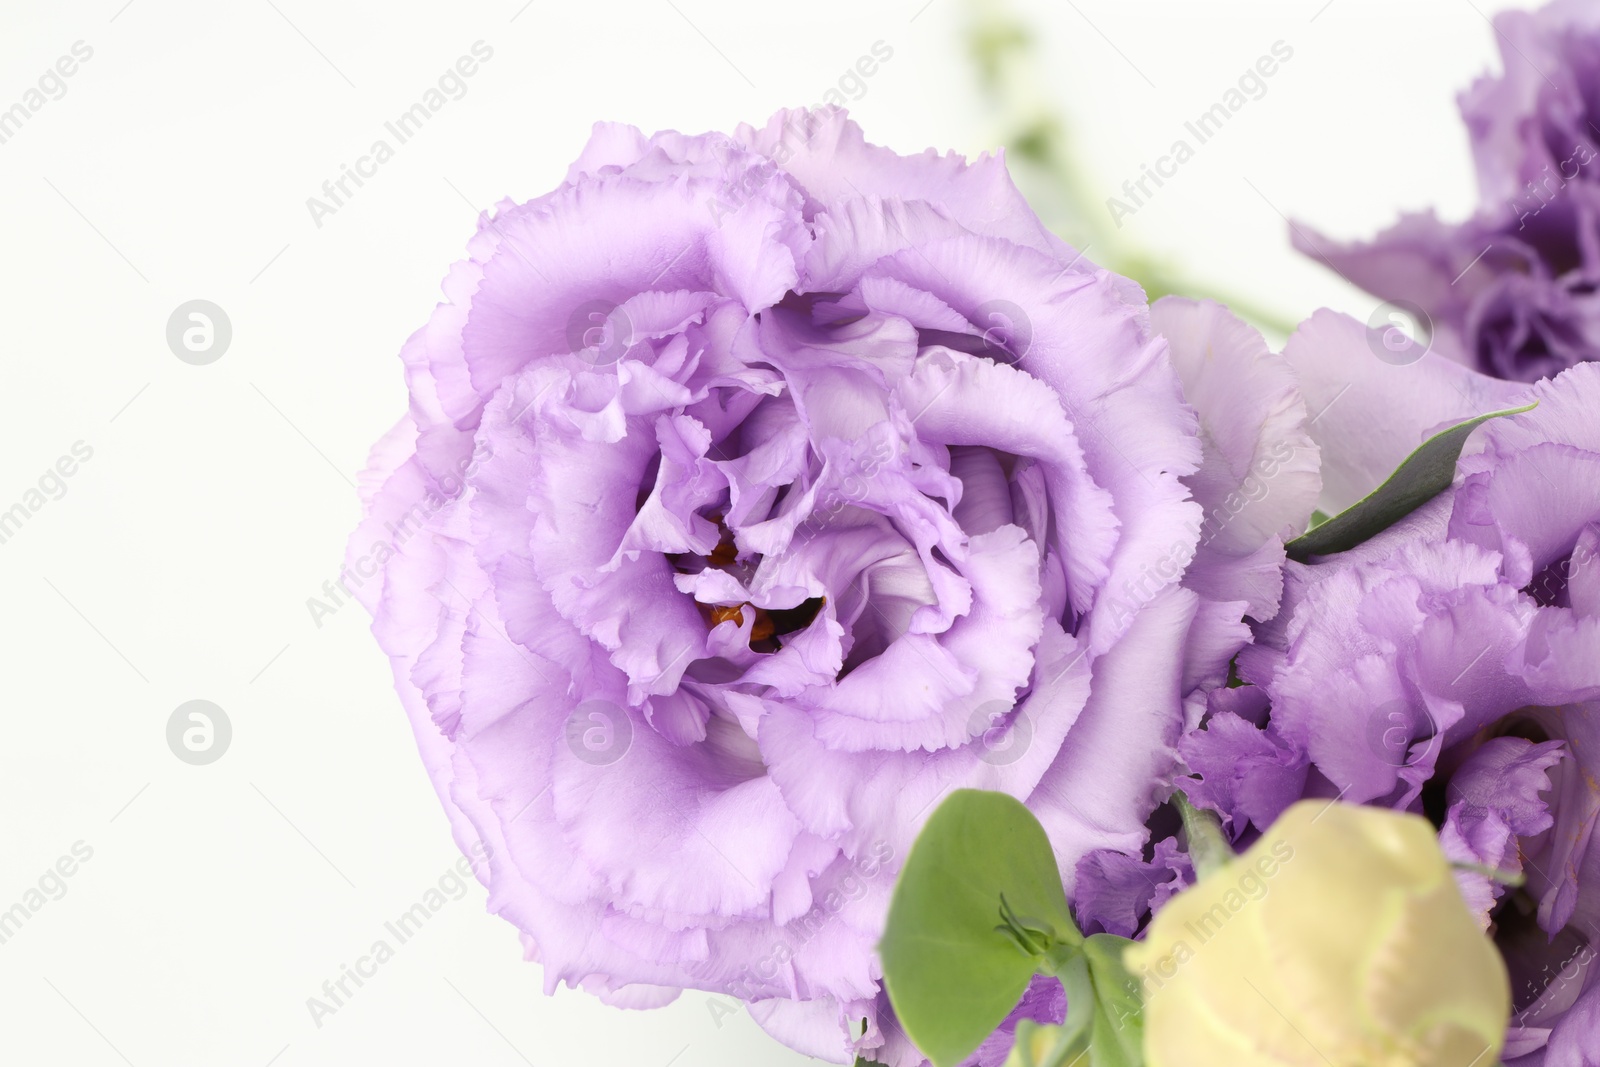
top-left (879, 789), bottom-right (1079, 1067)
top-left (1285, 402), bottom-right (1536, 561)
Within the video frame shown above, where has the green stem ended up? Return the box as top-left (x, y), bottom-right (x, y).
top-left (1036, 939), bottom-right (1086, 979)
top-left (1173, 790), bottom-right (1234, 879)
top-left (964, 0), bottom-right (1303, 340)
top-left (1450, 861), bottom-right (1526, 888)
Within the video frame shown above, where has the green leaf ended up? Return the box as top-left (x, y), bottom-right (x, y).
top-left (880, 789), bottom-right (1080, 1067)
top-left (1284, 402), bottom-right (1536, 561)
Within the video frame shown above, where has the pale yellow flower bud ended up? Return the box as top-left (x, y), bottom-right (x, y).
top-left (1124, 800), bottom-right (1509, 1067)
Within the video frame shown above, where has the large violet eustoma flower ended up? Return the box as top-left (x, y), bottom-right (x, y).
top-left (1180, 310), bottom-right (1600, 1064)
top-left (347, 109), bottom-right (1299, 1065)
top-left (1293, 0), bottom-right (1600, 382)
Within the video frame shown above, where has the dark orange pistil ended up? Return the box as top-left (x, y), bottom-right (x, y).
top-left (686, 511), bottom-right (821, 647)
top-left (708, 603), bottom-right (777, 642)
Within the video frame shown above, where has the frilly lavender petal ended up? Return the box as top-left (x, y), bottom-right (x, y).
top-left (1440, 736), bottom-right (1566, 923)
top-left (1177, 685), bottom-right (1307, 837)
top-left (348, 108), bottom-right (1242, 1065)
top-left (1071, 835), bottom-right (1193, 938)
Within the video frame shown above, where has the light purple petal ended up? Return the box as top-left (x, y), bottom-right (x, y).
top-left (1154, 296), bottom-right (1321, 620)
top-left (1282, 308), bottom-right (1525, 513)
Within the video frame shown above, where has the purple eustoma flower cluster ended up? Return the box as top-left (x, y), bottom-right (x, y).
top-left (349, 109), bottom-right (1316, 1065)
top-left (1296, 0), bottom-right (1600, 382)
top-left (351, 13), bottom-right (1600, 1058)
top-left (1179, 318), bottom-right (1600, 1063)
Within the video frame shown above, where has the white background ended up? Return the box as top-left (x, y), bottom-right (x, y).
top-left (0, 1), bottom-right (1526, 1064)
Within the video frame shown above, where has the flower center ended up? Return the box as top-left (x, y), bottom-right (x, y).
top-left (674, 512), bottom-right (824, 650)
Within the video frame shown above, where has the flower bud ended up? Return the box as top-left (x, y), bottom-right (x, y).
top-left (1125, 800), bottom-right (1509, 1066)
